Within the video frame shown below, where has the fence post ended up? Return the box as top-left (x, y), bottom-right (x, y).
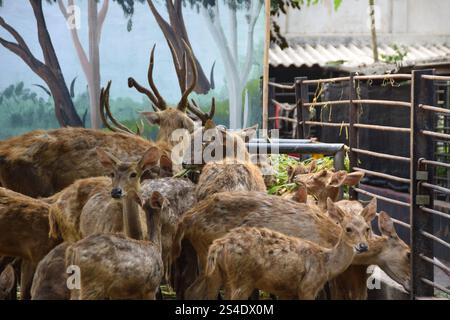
top-left (267, 77), bottom-right (276, 130)
top-left (410, 69), bottom-right (436, 299)
top-left (295, 77), bottom-right (308, 139)
top-left (348, 72), bottom-right (358, 200)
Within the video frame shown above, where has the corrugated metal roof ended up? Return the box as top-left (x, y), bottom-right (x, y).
top-left (269, 43), bottom-right (450, 70)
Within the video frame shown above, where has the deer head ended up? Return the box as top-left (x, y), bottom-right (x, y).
top-left (181, 119), bottom-right (257, 169)
top-left (294, 170), bottom-right (365, 209)
top-left (327, 198), bottom-right (373, 254)
top-left (375, 211), bottom-right (411, 291)
top-left (130, 41), bottom-right (215, 143)
top-left (96, 147), bottom-right (172, 200)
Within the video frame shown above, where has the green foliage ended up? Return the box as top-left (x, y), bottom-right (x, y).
top-left (380, 44), bottom-right (408, 63)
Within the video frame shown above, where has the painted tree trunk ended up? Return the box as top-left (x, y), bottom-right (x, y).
top-left (88, 0), bottom-right (101, 129)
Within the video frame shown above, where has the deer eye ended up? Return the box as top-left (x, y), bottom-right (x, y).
top-left (130, 172), bottom-right (137, 178)
top-left (110, 172), bottom-right (115, 178)
top-left (346, 227), bottom-right (353, 233)
top-left (407, 252), bottom-right (410, 260)
top-left (366, 227), bottom-right (370, 233)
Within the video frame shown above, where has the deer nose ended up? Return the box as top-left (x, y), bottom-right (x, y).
top-left (356, 243), bottom-right (368, 253)
top-left (111, 188), bottom-right (123, 199)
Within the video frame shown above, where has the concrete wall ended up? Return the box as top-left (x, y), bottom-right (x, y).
top-left (275, 0), bottom-right (450, 45)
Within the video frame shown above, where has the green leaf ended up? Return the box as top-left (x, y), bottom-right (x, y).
top-left (334, 0), bottom-right (343, 11)
top-left (15, 81), bottom-right (24, 96)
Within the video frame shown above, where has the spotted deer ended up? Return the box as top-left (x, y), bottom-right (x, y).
top-left (172, 192), bottom-right (410, 299)
top-left (66, 191), bottom-right (165, 299)
top-left (0, 264), bottom-right (15, 300)
top-left (204, 199), bottom-right (371, 300)
top-left (0, 188), bottom-right (61, 299)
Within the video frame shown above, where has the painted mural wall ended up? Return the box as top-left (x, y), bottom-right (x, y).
top-left (0, 0), bottom-right (265, 140)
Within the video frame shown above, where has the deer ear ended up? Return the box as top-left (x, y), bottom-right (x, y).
top-left (293, 182), bottom-right (308, 204)
top-left (360, 198), bottom-right (377, 223)
top-left (139, 147), bottom-right (161, 172)
top-left (237, 124), bottom-right (258, 142)
top-left (378, 211), bottom-right (398, 239)
top-left (96, 148), bottom-right (119, 169)
top-left (0, 264), bottom-right (15, 298)
top-left (327, 198), bottom-right (345, 222)
top-left (159, 155), bottom-right (173, 174)
top-left (343, 171), bottom-right (365, 186)
top-left (328, 171), bottom-right (347, 187)
top-left (150, 191), bottom-right (165, 209)
top-left (204, 119), bottom-right (216, 130)
top-left (142, 112), bottom-right (160, 125)
top-left (307, 160), bottom-right (317, 173)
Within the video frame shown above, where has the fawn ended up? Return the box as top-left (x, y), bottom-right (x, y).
top-left (204, 198), bottom-right (371, 300)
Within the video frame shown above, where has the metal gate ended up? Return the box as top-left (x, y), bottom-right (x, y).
top-left (267, 69), bottom-right (450, 299)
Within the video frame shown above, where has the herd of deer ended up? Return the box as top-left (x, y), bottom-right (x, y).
top-left (0, 42), bottom-right (411, 300)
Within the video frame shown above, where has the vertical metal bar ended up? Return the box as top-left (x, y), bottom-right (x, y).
top-left (300, 78), bottom-right (310, 138)
top-left (268, 77), bottom-right (276, 130)
top-left (295, 77), bottom-right (307, 139)
top-left (348, 73), bottom-right (359, 200)
top-left (410, 69), bottom-right (436, 299)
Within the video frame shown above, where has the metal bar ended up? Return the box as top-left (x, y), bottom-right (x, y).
top-left (420, 206), bottom-right (450, 220)
top-left (249, 138), bottom-right (312, 144)
top-left (295, 77), bottom-right (307, 139)
top-left (421, 159), bottom-right (450, 169)
top-left (421, 130), bottom-right (450, 140)
top-left (421, 231), bottom-right (450, 250)
top-left (421, 278), bottom-right (450, 295)
top-left (421, 182), bottom-right (450, 195)
top-left (420, 104), bottom-right (450, 115)
top-left (353, 187), bottom-right (411, 207)
top-left (246, 143), bottom-right (345, 156)
top-left (354, 123), bottom-right (411, 133)
top-left (268, 116), bottom-right (297, 123)
top-left (349, 73), bottom-right (358, 200)
top-left (300, 78), bottom-right (310, 138)
top-left (352, 148), bottom-right (411, 162)
top-left (411, 69), bottom-right (436, 299)
top-left (354, 74), bottom-right (412, 80)
top-left (302, 76), bottom-right (350, 84)
top-left (353, 167), bottom-right (410, 183)
top-left (421, 75), bottom-right (450, 81)
top-left (271, 100), bottom-right (296, 111)
top-left (420, 254), bottom-right (450, 275)
top-left (301, 121), bottom-right (349, 128)
top-left (303, 100), bottom-right (350, 107)
top-left (268, 82), bottom-right (295, 90)
top-left (352, 99), bottom-right (411, 108)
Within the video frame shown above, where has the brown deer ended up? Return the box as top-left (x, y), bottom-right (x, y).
top-left (172, 192), bottom-right (409, 299)
top-left (0, 187), bottom-right (61, 299)
top-left (31, 243), bottom-right (70, 300)
top-left (0, 42), bottom-right (213, 198)
top-left (204, 200), bottom-right (371, 300)
top-left (65, 191), bottom-right (165, 300)
top-left (0, 264), bottom-right (15, 300)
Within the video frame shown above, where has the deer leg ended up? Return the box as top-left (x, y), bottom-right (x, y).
top-left (20, 260), bottom-right (36, 300)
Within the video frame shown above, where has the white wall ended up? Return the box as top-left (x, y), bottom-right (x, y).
top-left (275, 0), bottom-right (450, 44)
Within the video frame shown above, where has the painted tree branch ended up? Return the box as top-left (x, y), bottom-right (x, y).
top-left (0, 2), bottom-right (82, 127)
top-left (147, 0), bottom-right (212, 94)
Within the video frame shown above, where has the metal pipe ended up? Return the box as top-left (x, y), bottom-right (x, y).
top-left (420, 159), bottom-right (450, 169)
top-left (352, 99), bottom-right (411, 108)
top-left (421, 231), bottom-right (450, 250)
top-left (303, 100), bottom-right (351, 107)
top-left (301, 121), bottom-right (349, 128)
top-left (354, 123), bottom-right (411, 133)
top-left (302, 76), bottom-right (350, 84)
top-left (420, 254), bottom-right (450, 276)
top-left (354, 74), bottom-right (412, 80)
top-left (421, 182), bottom-right (450, 195)
top-left (353, 187), bottom-right (411, 208)
top-left (419, 104), bottom-right (450, 115)
top-left (245, 143), bottom-right (345, 156)
top-left (421, 130), bottom-right (450, 140)
top-left (268, 82), bottom-right (295, 90)
top-left (420, 206), bottom-right (450, 220)
top-left (353, 167), bottom-right (410, 183)
top-left (249, 138), bottom-right (312, 144)
top-left (421, 75), bottom-right (450, 81)
top-left (352, 148), bottom-right (411, 162)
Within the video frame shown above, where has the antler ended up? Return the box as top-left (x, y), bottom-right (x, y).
top-left (187, 98), bottom-right (215, 125)
top-left (177, 40), bottom-right (198, 111)
top-left (128, 44), bottom-right (167, 111)
top-left (100, 81), bottom-right (140, 136)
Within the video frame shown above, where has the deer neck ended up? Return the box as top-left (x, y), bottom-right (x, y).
top-left (147, 207), bottom-right (162, 252)
top-left (325, 230), bottom-right (356, 280)
top-left (351, 235), bottom-right (386, 266)
top-left (122, 190), bottom-right (144, 240)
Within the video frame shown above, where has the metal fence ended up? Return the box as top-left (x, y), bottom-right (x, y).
top-left (267, 70), bottom-right (450, 300)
